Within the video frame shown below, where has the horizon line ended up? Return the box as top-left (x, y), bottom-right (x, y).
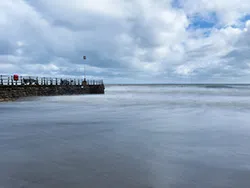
top-left (104, 83), bottom-right (250, 85)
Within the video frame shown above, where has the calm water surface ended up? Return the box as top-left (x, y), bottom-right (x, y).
top-left (1, 85), bottom-right (250, 188)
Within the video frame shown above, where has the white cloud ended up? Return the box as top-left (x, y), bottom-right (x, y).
top-left (0, 0), bottom-right (250, 83)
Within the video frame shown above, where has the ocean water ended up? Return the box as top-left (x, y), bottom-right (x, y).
top-left (1, 84), bottom-right (250, 188)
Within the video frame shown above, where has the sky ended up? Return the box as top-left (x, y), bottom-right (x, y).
top-left (0, 0), bottom-right (250, 84)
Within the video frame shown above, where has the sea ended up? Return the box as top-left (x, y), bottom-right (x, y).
top-left (1, 84), bottom-right (250, 188)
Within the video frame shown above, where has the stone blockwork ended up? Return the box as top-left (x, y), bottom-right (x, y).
top-left (0, 85), bottom-right (105, 102)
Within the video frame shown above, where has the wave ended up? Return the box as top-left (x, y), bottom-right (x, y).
top-left (203, 85), bottom-right (233, 89)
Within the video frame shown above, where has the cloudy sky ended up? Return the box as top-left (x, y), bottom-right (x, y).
top-left (1, 0), bottom-right (250, 83)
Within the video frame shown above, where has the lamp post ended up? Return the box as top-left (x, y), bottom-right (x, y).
top-left (83, 56), bottom-right (86, 79)
top-left (83, 56), bottom-right (87, 86)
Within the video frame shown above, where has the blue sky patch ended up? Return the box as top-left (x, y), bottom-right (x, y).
top-left (171, 0), bottom-right (182, 9)
top-left (229, 14), bottom-right (250, 29)
top-left (240, 14), bottom-right (250, 22)
top-left (188, 12), bottom-right (218, 30)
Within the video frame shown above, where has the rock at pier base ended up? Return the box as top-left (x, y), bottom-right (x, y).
top-left (0, 85), bottom-right (105, 102)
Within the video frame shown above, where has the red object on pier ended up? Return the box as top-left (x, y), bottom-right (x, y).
top-left (13, 74), bottom-right (19, 81)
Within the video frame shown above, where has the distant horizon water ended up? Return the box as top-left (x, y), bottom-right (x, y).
top-left (105, 83), bottom-right (250, 85)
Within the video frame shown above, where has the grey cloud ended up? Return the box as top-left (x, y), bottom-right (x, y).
top-left (51, 20), bottom-right (95, 31)
top-left (1, 0), bottom-right (250, 83)
top-left (128, 18), bottom-right (162, 48)
top-left (221, 28), bottom-right (250, 71)
top-left (0, 40), bottom-right (15, 55)
top-left (185, 44), bottom-right (215, 59)
top-left (223, 48), bottom-right (250, 63)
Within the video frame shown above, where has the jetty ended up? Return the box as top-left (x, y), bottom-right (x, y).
top-left (0, 75), bottom-right (105, 102)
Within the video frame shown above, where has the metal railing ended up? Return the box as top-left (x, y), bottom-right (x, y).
top-left (0, 75), bottom-right (104, 86)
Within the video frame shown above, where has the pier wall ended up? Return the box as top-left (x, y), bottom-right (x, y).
top-left (0, 85), bottom-right (105, 102)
